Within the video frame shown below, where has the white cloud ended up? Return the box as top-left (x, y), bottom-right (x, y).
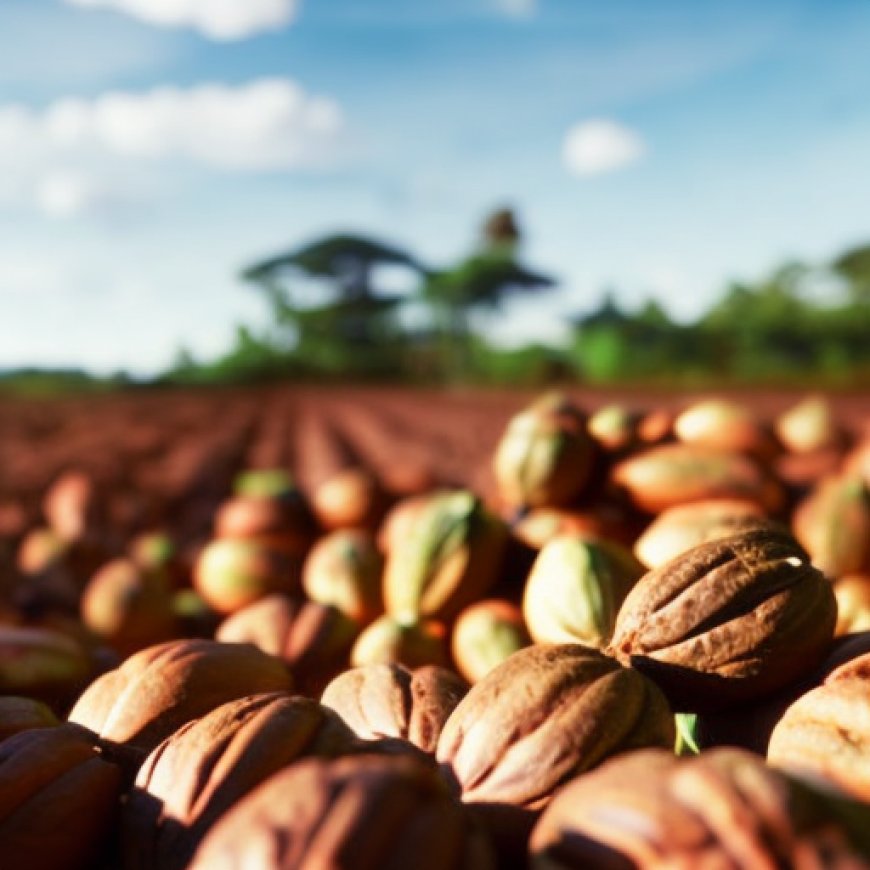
top-left (494, 0), bottom-right (538, 19)
top-left (63, 0), bottom-right (298, 41)
top-left (0, 79), bottom-right (348, 218)
top-left (562, 119), bottom-right (646, 177)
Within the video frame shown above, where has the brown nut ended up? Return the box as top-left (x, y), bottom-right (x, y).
top-left (217, 595), bottom-right (359, 697)
top-left (436, 644), bottom-right (674, 810)
top-left (123, 693), bottom-right (357, 870)
top-left (322, 663), bottom-right (467, 754)
top-left (611, 443), bottom-right (784, 514)
top-left (189, 754), bottom-right (495, 870)
top-left (633, 498), bottom-right (769, 569)
top-left (768, 652), bottom-right (870, 802)
top-left (529, 747), bottom-right (870, 869)
top-left (68, 638), bottom-right (293, 754)
top-left (81, 558), bottom-right (176, 657)
top-left (0, 724), bottom-right (122, 870)
top-left (610, 527), bottom-right (837, 712)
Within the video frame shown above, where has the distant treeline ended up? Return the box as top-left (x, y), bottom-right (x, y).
top-left (6, 210), bottom-right (868, 395)
top-left (165, 209), bottom-right (870, 388)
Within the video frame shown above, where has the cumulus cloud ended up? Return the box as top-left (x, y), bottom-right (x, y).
top-left (62, 0), bottom-right (298, 41)
top-left (0, 79), bottom-right (348, 218)
top-left (562, 119), bottom-right (646, 176)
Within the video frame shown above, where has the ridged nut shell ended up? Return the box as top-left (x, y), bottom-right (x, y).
top-left (436, 644), bottom-right (674, 809)
top-left (189, 754), bottom-right (494, 870)
top-left (529, 747), bottom-right (870, 869)
top-left (0, 724), bottom-right (122, 870)
top-left (767, 652), bottom-right (870, 802)
top-left (68, 639), bottom-right (293, 754)
top-left (123, 692), bottom-right (357, 870)
top-left (321, 664), bottom-right (468, 753)
top-left (610, 528), bottom-right (837, 711)
top-left (217, 595), bottom-right (358, 697)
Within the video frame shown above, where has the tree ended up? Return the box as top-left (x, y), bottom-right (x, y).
top-left (423, 208), bottom-right (554, 376)
top-left (242, 234), bottom-right (426, 375)
top-left (833, 243), bottom-right (870, 302)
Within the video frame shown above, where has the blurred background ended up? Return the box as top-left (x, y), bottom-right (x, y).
top-left (1, 0), bottom-right (869, 389)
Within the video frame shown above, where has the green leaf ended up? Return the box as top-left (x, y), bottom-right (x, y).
top-left (674, 713), bottom-right (701, 756)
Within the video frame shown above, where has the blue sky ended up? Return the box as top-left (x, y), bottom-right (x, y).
top-left (0, 0), bottom-right (869, 373)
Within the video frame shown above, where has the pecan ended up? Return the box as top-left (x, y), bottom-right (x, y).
top-left (610, 528), bottom-right (836, 711)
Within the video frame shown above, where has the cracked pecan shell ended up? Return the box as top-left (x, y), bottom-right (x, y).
top-left (609, 527), bottom-right (837, 712)
top-left (436, 644), bottom-right (674, 810)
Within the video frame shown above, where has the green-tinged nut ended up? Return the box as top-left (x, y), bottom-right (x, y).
top-left (776, 395), bottom-right (842, 454)
top-left (383, 490), bottom-right (506, 623)
top-left (194, 538), bottom-right (300, 615)
top-left (793, 475), bottom-right (870, 580)
top-left (302, 529), bottom-right (383, 625)
top-left (0, 696), bottom-right (60, 741)
top-left (0, 627), bottom-right (90, 697)
top-left (493, 392), bottom-right (594, 509)
top-left (523, 534), bottom-right (643, 649)
top-left (452, 600), bottom-right (530, 684)
top-left (129, 532), bottom-right (176, 571)
top-left (350, 615), bottom-right (448, 669)
top-left (588, 404), bottom-right (638, 453)
top-left (233, 469), bottom-right (296, 499)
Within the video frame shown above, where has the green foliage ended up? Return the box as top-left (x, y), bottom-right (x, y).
top-left (167, 211), bottom-right (870, 388)
top-left (0, 368), bottom-right (129, 396)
